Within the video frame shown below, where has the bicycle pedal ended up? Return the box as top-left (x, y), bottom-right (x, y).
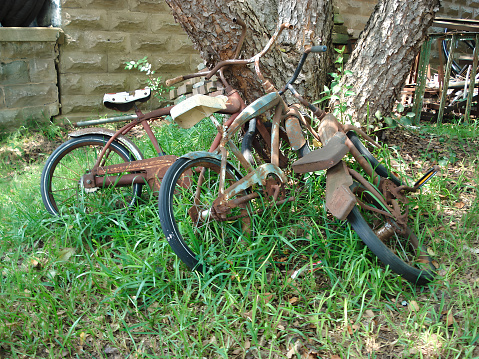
top-left (414, 165), bottom-right (440, 189)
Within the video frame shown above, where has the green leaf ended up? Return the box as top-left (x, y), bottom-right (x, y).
top-left (375, 110), bottom-right (382, 120)
top-left (344, 70), bottom-right (353, 76)
top-left (406, 112), bottom-right (416, 118)
top-left (344, 90), bottom-right (356, 97)
top-left (396, 103), bottom-right (404, 113)
top-left (332, 84), bottom-right (341, 94)
top-left (399, 116), bottom-right (412, 126)
top-left (385, 117), bottom-right (393, 125)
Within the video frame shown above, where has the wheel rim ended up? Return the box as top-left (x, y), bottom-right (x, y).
top-left (168, 158), bottom-right (253, 272)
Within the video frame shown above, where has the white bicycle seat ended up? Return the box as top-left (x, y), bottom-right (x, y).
top-left (103, 88), bottom-right (151, 112)
top-left (171, 94), bottom-right (228, 128)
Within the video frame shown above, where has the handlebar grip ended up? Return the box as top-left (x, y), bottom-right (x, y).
top-left (166, 76), bottom-right (184, 87)
top-left (310, 45), bottom-right (327, 53)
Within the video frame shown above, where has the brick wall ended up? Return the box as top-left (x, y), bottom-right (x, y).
top-left (0, 28), bottom-right (62, 131)
top-left (58, 0), bottom-right (202, 119)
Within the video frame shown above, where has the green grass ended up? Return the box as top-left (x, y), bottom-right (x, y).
top-left (0, 118), bottom-right (478, 358)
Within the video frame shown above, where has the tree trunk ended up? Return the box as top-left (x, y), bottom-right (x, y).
top-left (339, 0), bottom-right (440, 126)
top-left (164, 0), bottom-right (334, 102)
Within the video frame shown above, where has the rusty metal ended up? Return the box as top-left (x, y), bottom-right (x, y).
top-left (84, 155), bottom-right (178, 192)
top-left (284, 109), bottom-right (307, 151)
top-left (219, 146), bottom-right (228, 196)
top-left (221, 163), bottom-right (287, 202)
top-left (375, 222), bottom-right (395, 241)
top-left (291, 106), bottom-right (321, 143)
top-left (227, 138), bottom-right (254, 173)
top-left (75, 114), bottom-right (138, 127)
top-left (255, 118), bottom-right (289, 168)
top-left (232, 17), bottom-right (247, 59)
top-left (325, 161), bottom-right (355, 221)
top-left (141, 119), bottom-right (164, 155)
top-left (270, 101), bottom-right (284, 168)
top-left (68, 127), bottom-right (145, 162)
top-left (205, 22), bottom-right (293, 81)
top-left (292, 131), bottom-right (349, 173)
top-left (346, 137), bottom-right (378, 185)
top-left (223, 92), bottom-right (282, 143)
top-left (317, 114), bottom-right (343, 144)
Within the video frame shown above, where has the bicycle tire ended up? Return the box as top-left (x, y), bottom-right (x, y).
top-left (19, 0), bottom-right (46, 26)
top-left (347, 201), bottom-right (436, 285)
top-left (347, 131), bottom-right (402, 186)
top-left (40, 135), bottom-right (142, 216)
top-left (241, 120), bottom-right (292, 167)
top-left (158, 156), bottom-right (253, 272)
top-left (1, 0), bottom-right (36, 27)
top-left (0, 0), bottom-right (15, 23)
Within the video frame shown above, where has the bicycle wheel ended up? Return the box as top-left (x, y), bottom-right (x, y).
top-left (158, 156), bottom-right (253, 272)
top-left (347, 183), bottom-right (436, 285)
top-left (347, 131), bottom-right (402, 186)
top-left (40, 135), bottom-right (142, 216)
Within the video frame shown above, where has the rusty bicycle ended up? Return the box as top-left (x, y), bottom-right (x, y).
top-left (158, 23), bottom-right (439, 285)
top-left (40, 18), bottom-right (282, 216)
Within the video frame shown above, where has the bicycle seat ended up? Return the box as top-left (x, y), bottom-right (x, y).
top-left (103, 88), bottom-right (151, 112)
top-left (170, 94), bottom-right (228, 128)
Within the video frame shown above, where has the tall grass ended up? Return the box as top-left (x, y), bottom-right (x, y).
top-left (0, 118), bottom-right (478, 358)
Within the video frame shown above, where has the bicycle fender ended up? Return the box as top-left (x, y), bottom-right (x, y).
top-left (179, 151), bottom-right (223, 162)
top-left (69, 128), bottom-right (144, 160)
top-left (325, 161), bottom-right (356, 221)
top-left (285, 115), bottom-right (306, 151)
top-left (292, 131), bottom-right (349, 173)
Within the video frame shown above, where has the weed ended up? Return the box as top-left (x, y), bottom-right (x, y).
top-left (0, 117), bottom-right (478, 358)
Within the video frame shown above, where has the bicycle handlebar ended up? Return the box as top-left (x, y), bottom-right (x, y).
top-left (165, 22), bottom-right (293, 86)
top-left (278, 45), bottom-right (327, 96)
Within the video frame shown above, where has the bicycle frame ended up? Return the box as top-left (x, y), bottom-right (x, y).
top-left (78, 89), bottom-right (245, 193)
top-left (70, 18), bottom-right (258, 195)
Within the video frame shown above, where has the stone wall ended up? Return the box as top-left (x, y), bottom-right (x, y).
top-left (0, 27), bottom-right (62, 131)
top-left (58, 0), bottom-right (202, 120)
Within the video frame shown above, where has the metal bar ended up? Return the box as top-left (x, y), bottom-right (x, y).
top-left (465, 34), bottom-right (479, 122)
top-left (413, 38), bottom-right (432, 124)
top-left (437, 34), bottom-right (457, 123)
top-left (141, 119), bottom-right (163, 155)
top-left (270, 102), bottom-right (283, 168)
top-left (74, 114), bottom-right (137, 127)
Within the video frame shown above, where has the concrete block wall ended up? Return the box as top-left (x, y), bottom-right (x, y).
top-left (58, 0), bottom-right (202, 119)
top-left (437, 0), bottom-right (479, 19)
top-left (0, 28), bottom-right (62, 131)
top-left (336, 0), bottom-right (479, 39)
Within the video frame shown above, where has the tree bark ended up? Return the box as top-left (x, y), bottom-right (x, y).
top-left (339, 0), bottom-right (440, 126)
top-left (164, 0), bottom-right (334, 102)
